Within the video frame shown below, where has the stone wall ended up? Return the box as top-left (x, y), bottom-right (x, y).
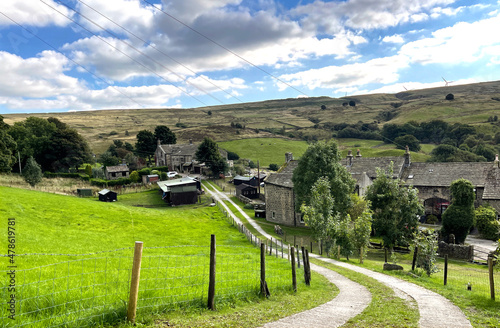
top-left (437, 241), bottom-right (474, 261)
top-left (265, 183), bottom-right (302, 226)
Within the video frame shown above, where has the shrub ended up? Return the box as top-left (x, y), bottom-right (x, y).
top-left (441, 179), bottom-right (475, 243)
top-left (445, 93), bottom-right (454, 100)
top-left (243, 203), bottom-right (254, 209)
top-left (129, 171), bottom-right (140, 183)
top-left (138, 168), bottom-right (152, 177)
top-left (109, 131), bottom-right (118, 135)
top-left (475, 205), bottom-right (500, 240)
top-left (269, 163), bottom-right (279, 171)
top-left (160, 172), bottom-right (168, 181)
top-left (227, 151), bottom-right (240, 160)
top-left (349, 100), bottom-right (356, 106)
top-left (426, 215), bottom-right (439, 225)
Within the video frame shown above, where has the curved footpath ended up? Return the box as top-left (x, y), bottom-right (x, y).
top-left (203, 181), bottom-right (472, 328)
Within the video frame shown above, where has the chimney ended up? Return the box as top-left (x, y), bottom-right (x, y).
top-left (356, 149), bottom-right (362, 158)
top-left (404, 145), bottom-right (411, 167)
top-left (157, 139), bottom-right (161, 146)
top-left (285, 152), bottom-right (294, 163)
top-left (121, 158), bottom-right (126, 166)
top-left (495, 154), bottom-right (499, 168)
top-left (347, 150), bottom-right (353, 166)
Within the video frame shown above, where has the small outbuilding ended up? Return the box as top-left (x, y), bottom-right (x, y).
top-left (98, 189), bottom-right (117, 202)
top-left (233, 175), bottom-right (258, 186)
top-left (142, 174), bottom-right (159, 184)
top-left (157, 177), bottom-right (201, 206)
top-left (235, 183), bottom-right (258, 199)
top-left (77, 188), bottom-right (93, 197)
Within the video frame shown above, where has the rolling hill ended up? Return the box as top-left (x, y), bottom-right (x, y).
top-left (3, 80), bottom-right (500, 154)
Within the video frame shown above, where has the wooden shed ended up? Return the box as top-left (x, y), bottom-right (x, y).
top-left (77, 188), bottom-right (93, 197)
top-left (235, 183), bottom-right (258, 199)
top-left (157, 177), bottom-right (200, 206)
top-left (98, 189), bottom-right (117, 202)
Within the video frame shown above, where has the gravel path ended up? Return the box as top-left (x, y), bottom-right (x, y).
top-left (315, 257), bottom-right (472, 328)
top-left (263, 263), bottom-right (371, 327)
top-left (203, 182), bottom-right (473, 328)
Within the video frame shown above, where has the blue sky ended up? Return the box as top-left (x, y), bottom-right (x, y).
top-left (0, 0), bottom-right (499, 114)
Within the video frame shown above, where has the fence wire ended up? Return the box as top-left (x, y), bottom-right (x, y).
top-left (1, 245), bottom-right (293, 328)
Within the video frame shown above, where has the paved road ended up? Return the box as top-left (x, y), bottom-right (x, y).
top-left (203, 181), bottom-right (473, 328)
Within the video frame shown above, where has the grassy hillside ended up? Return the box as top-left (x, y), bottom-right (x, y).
top-left (3, 80), bottom-right (499, 154)
top-left (0, 187), bottom-right (308, 327)
top-left (219, 137), bottom-right (432, 167)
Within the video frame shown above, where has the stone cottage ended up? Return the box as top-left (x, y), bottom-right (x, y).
top-left (264, 150), bottom-right (500, 226)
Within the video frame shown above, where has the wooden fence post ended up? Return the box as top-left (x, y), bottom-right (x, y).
top-left (127, 241), bottom-right (143, 324)
top-left (291, 246), bottom-right (297, 292)
top-left (305, 249), bottom-right (311, 285)
top-left (208, 234), bottom-right (216, 310)
top-left (261, 243), bottom-right (269, 297)
top-left (296, 245), bottom-right (301, 268)
top-left (281, 240), bottom-right (283, 259)
top-left (310, 241), bottom-right (313, 254)
top-left (412, 246), bottom-right (418, 271)
top-left (444, 254), bottom-right (448, 286)
top-left (488, 255), bottom-right (495, 300)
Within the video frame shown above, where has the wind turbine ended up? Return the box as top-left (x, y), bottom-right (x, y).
top-left (442, 77), bottom-right (454, 87)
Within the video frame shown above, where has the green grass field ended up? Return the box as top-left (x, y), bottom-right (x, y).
top-left (0, 187), bottom-right (299, 327)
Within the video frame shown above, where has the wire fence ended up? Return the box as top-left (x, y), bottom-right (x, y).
top-left (1, 244), bottom-right (293, 328)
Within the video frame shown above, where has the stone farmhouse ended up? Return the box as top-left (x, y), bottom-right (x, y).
top-left (265, 150), bottom-right (500, 227)
top-left (104, 163), bottom-right (129, 180)
top-left (154, 140), bottom-right (228, 174)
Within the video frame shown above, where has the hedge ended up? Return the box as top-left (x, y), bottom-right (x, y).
top-left (90, 178), bottom-right (132, 187)
top-left (44, 172), bottom-right (90, 181)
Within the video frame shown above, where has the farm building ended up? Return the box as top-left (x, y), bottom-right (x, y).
top-left (265, 150), bottom-right (500, 226)
top-left (142, 174), bottom-right (159, 184)
top-left (157, 177), bottom-right (201, 206)
top-left (233, 175), bottom-right (258, 186)
top-left (105, 163), bottom-right (129, 180)
top-left (235, 183), bottom-right (258, 199)
top-left (155, 139), bottom-right (227, 174)
top-left (98, 189), bottom-right (117, 202)
top-left (77, 188), bottom-right (93, 197)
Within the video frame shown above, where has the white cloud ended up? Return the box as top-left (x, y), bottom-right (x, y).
top-left (400, 15), bottom-right (500, 65)
top-left (0, 0), bottom-right (73, 27)
top-left (0, 51), bottom-right (82, 98)
top-left (278, 55), bottom-right (410, 91)
top-left (382, 34), bottom-right (405, 43)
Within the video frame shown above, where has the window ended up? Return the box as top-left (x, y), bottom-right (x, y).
top-left (272, 211), bottom-right (275, 219)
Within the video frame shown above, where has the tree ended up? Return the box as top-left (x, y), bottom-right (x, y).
top-left (0, 116), bottom-right (16, 172)
top-left (475, 205), bottom-right (500, 241)
top-left (154, 125), bottom-right (176, 144)
top-left (99, 151), bottom-right (120, 168)
top-left (46, 128), bottom-right (93, 171)
top-left (129, 170), bottom-right (140, 183)
top-left (445, 93), bottom-right (454, 100)
top-left (196, 137), bottom-right (227, 177)
top-left (227, 151), bottom-right (239, 160)
top-left (207, 110), bottom-right (212, 116)
top-left (365, 164), bottom-right (423, 250)
top-left (349, 100), bottom-right (356, 106)
top-left (292, 139), bottom-right (355, 215)
top-left (23, 156), bottom-right (42, 187)
top-left (135, 130), bottom-right (156, 164)
top-left (268, 163), bottom-right (279, 171)
top-left (321, 105), bottom-right (326, 110)
top-left (394, 135), bottom-right (421, 152)
top-left (300, 177), bottom-right (337, 254)
top-left (441, 179), bottom-right (475, 244)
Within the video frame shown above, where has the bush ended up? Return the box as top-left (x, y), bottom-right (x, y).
top-left (426, 215), bottom-right (438, 224)
top-left (269, 163), bottom-right (279, 171)
top-left (243, 203), bottom-right (254, 209)
top-left (227, 151), bottom-right (240, 160)
top-left (138, 168), bottom-right (152, 177)
top-left (445, 93), bottom-right (454, 100)
top-left (394, 134), bottom-right (421, 152)
top-left (475, 205), bottom-right (500, 240)
top-left (349, 100), bottom-right (356, 106)
top-left (130, 171), bottom-right (140, 183)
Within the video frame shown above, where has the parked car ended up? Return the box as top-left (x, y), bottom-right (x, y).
top-left (167, 171), bottom-right (178, 178)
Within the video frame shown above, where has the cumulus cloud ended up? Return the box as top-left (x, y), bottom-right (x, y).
top-left (401, 14), bottom-right (500, 65)
top-left (382, 34), bottom-right (405, 43)
top-left (278, 55), bottom-right (410, 91)
top-left (0, 0), bottom-right (73, 27)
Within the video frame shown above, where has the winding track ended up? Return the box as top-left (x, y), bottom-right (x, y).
top-left (203, 181), bottom-right (472, 328)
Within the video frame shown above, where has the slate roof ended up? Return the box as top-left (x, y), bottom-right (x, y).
top-left (481, 166), bottom-right (500, 200)
top-left (157, 177), bottom-right (198, 192)
top-left (264, 160), bottom-right (298, 188)
top-left (159, 144), bottom-right (199, 156)
top-left (234, 175), bottom-right (254, 181)
top-left (402, 162), bottom-right (493, 187)
top-left (105, 164), bottom-right (129, 173)
top-left (98, 189), bottom-right (116, 195)
top-left (236, 183), bottom-right (257, 191)
top-left (341, 156), bottom-right (404, 179)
